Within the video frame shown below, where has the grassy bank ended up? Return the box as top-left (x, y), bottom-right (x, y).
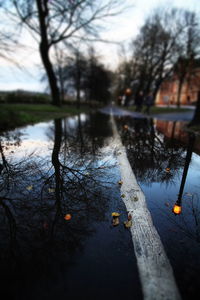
top-left (127, 105), bottom-right (191, 114)
top-left (0, 103), bottom-right (90, 132)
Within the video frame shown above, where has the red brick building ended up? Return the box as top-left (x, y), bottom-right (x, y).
top-left (155, 120), bottom-right (200, 155)
top-left (156, 68), bottom-right (200, 105)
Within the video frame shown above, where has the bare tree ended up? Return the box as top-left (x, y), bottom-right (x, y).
top-left (129, 9), bottom-right (184, 98)
top-left (175, 11), bottom-right (200, 107)
top-left (3, 0), bottom-right (127, 106)
top-left (124, 8), bottom-right (200, 105)
top-left (0, 1), bottom-right (17, 61)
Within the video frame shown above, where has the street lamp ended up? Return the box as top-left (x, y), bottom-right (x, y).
top-left (125, 88), bottom-right (132, 96)
top-left (172, 134), bottom-right (195, 215)
top-left (172, 201), bottom-right (182, 215)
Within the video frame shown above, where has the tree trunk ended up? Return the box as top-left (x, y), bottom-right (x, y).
top-left (36, 0), bottom-right (61, 106)
top-left (76, 72), bottom-right (81, 109)
top-left (176, 78), bottom-right (184, 108)
top-left (177, 134), bottom-right (195, 202)
top-left (189, 91), bottom-right (200, 126)
top-left (153, 79), bottom-right (163, 102)
top-left (58, 65), bottom-right (65, 103)
top-left (51, 119), bottom-right (62, 236)
top-left (40, 44), bottom-right (61, 106)
top-left (52, 119), bottom-right (62, 203)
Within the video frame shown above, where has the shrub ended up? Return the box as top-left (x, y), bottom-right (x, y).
top-left (3, 92), bottom-right (51, 104)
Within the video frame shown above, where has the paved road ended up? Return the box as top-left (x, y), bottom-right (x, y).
top-left (151, 111), bottom-right (194, 121)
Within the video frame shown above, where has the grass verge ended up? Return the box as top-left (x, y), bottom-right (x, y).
top-left (127, 106), bottom-right (191, 114)
top-left (0, 103), bottom-right (90, 132)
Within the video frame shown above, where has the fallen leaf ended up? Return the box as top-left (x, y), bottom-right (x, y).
top-left (124, 125), bottom-right (128, 130)
top-left (112, 212), bottom-right (120, 217)
top-left (48, 188), bottom-right (55, 193)
top-left (112, 216), bottom-right (119, 226)
top-left (165, 168), bottom-right (170, 172)
top-left (26, 185), bottom-right (33, 191)
top-left (127, 214), bottom-right (132, 220)
top-left (118, 180), bottom-right (123, 185)
top-left (133, 196), bottom-right (138, 202)
top-left (124, 220), bottom-right (132, 228)
top-left (121, 194), bottom-right (126, 198)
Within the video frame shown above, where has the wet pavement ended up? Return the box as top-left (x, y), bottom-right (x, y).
top-left (0, 106), bottom-right (200, 299)
top-left (100, 105), bottom-right (195, 121)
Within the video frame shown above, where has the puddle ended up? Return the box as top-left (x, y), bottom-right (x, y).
top-left (1, 110), bottom-right (200, 299)
top-left (118, 115), bottom-right (200, 300)
top-left (0, 113), bottom-right (142, 300)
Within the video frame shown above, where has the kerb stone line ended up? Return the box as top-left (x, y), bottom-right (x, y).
top-left (110, 114), bottom-right (181, 300)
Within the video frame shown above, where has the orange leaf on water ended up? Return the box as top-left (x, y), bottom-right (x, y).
top-left (64, 214), bottom-right (72, 221)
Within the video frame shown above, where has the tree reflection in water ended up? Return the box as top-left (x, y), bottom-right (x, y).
top-left (118, 117), bottom-right (200, 240)
top-left (0, 113), bottom-right (116, 294)
top-left (116, 116), bottom-right (200, 299)
top-left (118, 117), bottom-right (186, 186)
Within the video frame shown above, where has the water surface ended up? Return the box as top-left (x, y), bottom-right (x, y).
top-left (1, 111), bottom-right (200, 300)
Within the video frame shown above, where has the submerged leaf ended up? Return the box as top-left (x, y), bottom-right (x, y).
top-left (43, 222), bottom-right (49, 229)
top-left (133, 196), bottom-right (138, 202)
top-left (64, 214), bottom-right (72, 221)
top-left (124, 213), bottom-right (132, 228)
top-left (185, 192), bottom-right (193, 197)
top-left (26, 185), bottom-right (33, 191)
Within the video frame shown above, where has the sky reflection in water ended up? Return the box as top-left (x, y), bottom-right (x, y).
top-left (0, 113), bottom-right (141, 300)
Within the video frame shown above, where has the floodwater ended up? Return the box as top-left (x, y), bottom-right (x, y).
top-left (0, 110), bottom-right (200, 300)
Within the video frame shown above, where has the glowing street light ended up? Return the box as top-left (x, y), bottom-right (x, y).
top-left (172, 202), bottom-right (182, 215)
top-left (125, 88), bottom-right (132, 96)
top-left (172, 134), bottom-right (195, 216)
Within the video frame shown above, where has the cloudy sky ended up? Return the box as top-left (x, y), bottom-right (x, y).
top-left (0, 0), bottom-right (199, 92)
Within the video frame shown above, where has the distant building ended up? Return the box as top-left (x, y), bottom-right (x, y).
top-left (156, 67), bottom-right (200, 106)
top-left (155, 120), bottom-right (200, 155)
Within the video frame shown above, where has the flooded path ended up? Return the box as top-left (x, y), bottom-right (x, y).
top-left (0, 106), bottom-right (200, 299)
